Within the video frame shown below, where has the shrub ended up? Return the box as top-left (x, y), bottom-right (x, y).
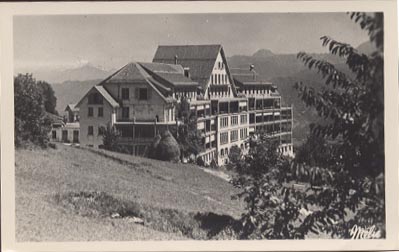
top-left (196, 156), bottom-right (205, 167)
top-left (209, 159), bottom-right (218, 169)
top-left (48, 142), bottom-right (57, 149)
top-left (102, 125), bottom-right (120, 151)
top-left (155, 130), bottom-right (180, 162)
top-left (146, 134), bottom-right (161, 159)
top-left (227, 145), bottom-right (242, 170)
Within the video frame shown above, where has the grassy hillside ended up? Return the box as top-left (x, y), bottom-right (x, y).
top-left (15, 144), bottom-right (244, 241)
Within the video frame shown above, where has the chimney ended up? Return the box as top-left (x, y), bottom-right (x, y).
top-left (174, 55), bottom-right (178, 65)
top-left (250, 64), bottom-right (256, 80)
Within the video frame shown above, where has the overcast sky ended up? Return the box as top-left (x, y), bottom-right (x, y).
top-left (14, 13), bottom-right (369, 71)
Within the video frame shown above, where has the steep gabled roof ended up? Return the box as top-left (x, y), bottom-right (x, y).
top-left (99, 62), bottom-right (148, 84)
top-left (75, 85), bottom-right (120, 109)
top-left (139, 62), bottom-right (198, 88)
top-left (153, 45), bottom-right (222, 90)
top-left (65, 103), bottom-right (79, 112)
top-left (95, 86), bottom-right (120, 107)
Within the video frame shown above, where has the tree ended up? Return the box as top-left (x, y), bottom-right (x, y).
top-left (175, 97), bottom-right (204, 159)
top-left (37, 80), bottom-right (58, 115)
top-left (227, 145), bottom-right (242, 170)
top-left (230, 135), bottom-right (295, 239)
top-left (102, 125), bottom-right (120, 151)
top-left (230, 13), bottom-right (385, 239)
top-left (14, 73), bottom-right (52, 147)
top-left (295, 134), bottom-right (333, 167)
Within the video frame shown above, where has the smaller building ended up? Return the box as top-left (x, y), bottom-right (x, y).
top-left (64, 104), bottom-right (80, 123)
top-left (47, 110), bottom-right (80, 144)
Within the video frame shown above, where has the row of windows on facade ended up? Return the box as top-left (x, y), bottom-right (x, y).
top-left (211, 73), bottom-right (229, 85)
top-left (88, 107), bottom-right (103, 117)
top-left (87, 125), bottom-right (105, 136)
top-left (121, 87), bottom-right (150, 100)
top-left (174, 91), bottom-right (196, 100)
top-left (220, 128), bottom-right (248, 145)
top-left (215, 61), bottom-right (225, 70)
top-left (278, 144), bottom-right (293, 154)
top-left (219, 142), bottom-right (248, 158)
top-left (209, 89), bottom-right (231, 97)
top-left (241, 88), bottom-right (271, 96)
top-left (220, 115), bottom-right (248, 128)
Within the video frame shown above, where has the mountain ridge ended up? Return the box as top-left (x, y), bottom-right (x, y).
top-left (41, 41), bottom-right (373, 143)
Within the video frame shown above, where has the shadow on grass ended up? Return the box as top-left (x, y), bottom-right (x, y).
top-left (54, 191), bottom-right (242, 240)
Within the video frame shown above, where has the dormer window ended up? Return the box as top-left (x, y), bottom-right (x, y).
top-left (183, 67), bottom-right (190, 78)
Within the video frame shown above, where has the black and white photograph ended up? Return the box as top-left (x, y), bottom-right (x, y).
top-left (1, 1), bottom-right (398, 251)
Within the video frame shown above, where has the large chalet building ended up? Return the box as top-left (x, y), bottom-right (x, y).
top-left (76, 45), bottom-right (293, 165)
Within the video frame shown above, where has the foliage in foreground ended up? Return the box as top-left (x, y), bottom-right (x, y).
top-left (14, 73), bottom-right (56, 148)
top-left (230, 12), bottom-right (385, 239)
top-left (175, 97), bottom-right (205, 160)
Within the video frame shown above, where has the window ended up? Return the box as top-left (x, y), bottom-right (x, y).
top-left (240, 115), bottom-right (247, 124)
top-left (98, 107), bottom-right (103, 117)
top-left (240, 128), bottom-right (248, 139)
top-left (88, 126), bottom-right (94, 136)
top-left (220, 117), bottom-right (229, 128)
top-left (88, 107), bottom-right (93, 117)
top-left (220, 132), bottom-right (229, 145)
top-left (121, 88), bottom-right (129, 100)
top-left (139, 88), bottom-right (148, 100)
top-left (230, 130), bottom-right (238, 142)
top-left (231, 116), bottom-right (239, 126)
top-left (88, 93), bottom-right (103, 104)
top-left (52, 130), bottom-right (56, 139)
top-left (122, 107), bottom-right (129, 119)
top-left (221, 149), bottom-right (224, 156)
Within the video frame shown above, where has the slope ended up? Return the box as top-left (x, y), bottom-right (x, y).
top-left (15, 144), bottom-right (244, 241)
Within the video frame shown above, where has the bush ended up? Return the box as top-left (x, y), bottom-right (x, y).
top-left (154, 130), bottom-right (180, 162)
top-left (209, 159), bottom-right (218, 169)
top-left (146, 134), bottom-right (161, 159)
top-left (48, 142), bottom-right (57, 149)
top-left (227, 145), bottom-right (242, 169)
top-left (196, 156), bottom-right (205, 167)
top-left (102, 125), bottom-right (120, 151)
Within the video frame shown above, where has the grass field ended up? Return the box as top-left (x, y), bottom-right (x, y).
top-left (15, 144), bottom-right (245, 241)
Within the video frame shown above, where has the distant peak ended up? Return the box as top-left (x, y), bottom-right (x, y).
top-left (252, 49), bottom-right (275, 58)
